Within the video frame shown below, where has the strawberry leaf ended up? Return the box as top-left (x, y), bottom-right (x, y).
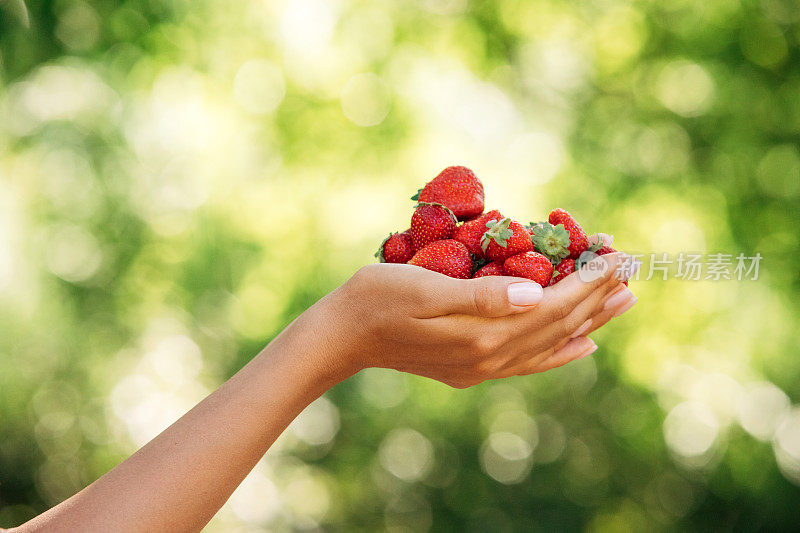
top-left (471, 255), bottom-right (489, 275)
top-left (575, 250), bottom-right (598, 270)
top-left (480, 234), bottom-right (491, 253)
top-left (527, 221), bottom-right (545, 233)
top-left (527, 221), bottom-right (549, 236)
top-left (587, 237), bottom-right (603, 253)
top-left (410, 189), bottom-right (422, 201)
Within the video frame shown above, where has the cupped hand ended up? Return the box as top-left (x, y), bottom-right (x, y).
top-left (313, 244), bottom-right (637, 389)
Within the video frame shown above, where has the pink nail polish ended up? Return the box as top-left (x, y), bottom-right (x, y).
top-left (571, 318), bottom-right (592, 338)
top-left (615, 257), bottom-right (642, 282)
top-left (508, 282), bottom-right (543, 306)
top-left (577, 343), bottom-right (598, 359)
top-left (612, 296), bottom-right (637, 317)
top-left (603, 288), bottom-right (633, 311)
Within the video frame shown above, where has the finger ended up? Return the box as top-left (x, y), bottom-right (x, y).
top-left (498, 330), bottom-right (573, 372)
top-left (497, 277), bottom-right (633, 373)
top-left (583, 285), bottom-right (638, 336)
top-left (423, 275), bottom-right (545, 318)
top-left (498, 276), bottom-right (625, 364)
top-left (500, 337), bottom-right (596, 377)
top-left (540, 279), bottom-right (628, 344)
top-left (534, 283), bottom-right (635, 354)
top-left (533, 337), bottom-right (597, 373)
top-left (537, 252), bottom-right (631, 323)
top-left (379, 264), bottom-right (545, 318)
top-left (589, 233), bottom-right (613, 247)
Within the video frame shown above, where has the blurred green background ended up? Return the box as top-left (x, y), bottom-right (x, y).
top-left (1, 0), bottom-right (800, 530)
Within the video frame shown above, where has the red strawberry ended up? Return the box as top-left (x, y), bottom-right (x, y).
top-left (473, 261), bottom-right (504, 278)
top-left (576, 243), bottom-right (628, 285)
top-left (481, 217), bottom-right (534, 262)
top-left (408, 239), bottom-right (472, 279)
top-left (479, 209), bottom-right (504, 223)
top-left (593, 245), bottom-right (629, 285)
top-left (410, 202), bottom-right (457, 251)
top-left (376, 231), bottom-right (415, 263)
top-left (595, 245), bottom-right (616, 256)
top-left (550, 258), bottom-right (575, 285)
top-left (412, 166), bottom-right (485, 220)
top-left (452, 209), bottom-right (504, 258)
top-left (548, 209), bottom-right (589, 259)
top-left (503, 252), bottom-right (553, 286)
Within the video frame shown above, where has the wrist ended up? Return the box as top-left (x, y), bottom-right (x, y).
top-left (312, 291), bottom-right (370, 379)
top-left (264, 294), bottom-right (365, 390)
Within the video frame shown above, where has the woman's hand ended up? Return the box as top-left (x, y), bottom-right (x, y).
top-left (12, 237), bottom-right (637, 533)
top-left (309, 249), bottom-right (638, 389)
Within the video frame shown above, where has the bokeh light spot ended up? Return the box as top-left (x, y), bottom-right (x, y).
top-left (655, 61), bottom-right (715, 117)
top-left (289, 396), bottom-right (340, 446)
top-left (55, 1), bottom-right (100, 52)
top-left (283, 467), bottom-right (331, 521)
top-left (280, 0), bottom-right (339, 55)
top-left (738, 382), bottom-right (790, 441)
top-left (741, 20), bottom-right (788, 68)
top-left (756, 145), bottom-right (800, 198)
top-left (233, 59), bottom-right (286, 115)
top-left (531, 414), bottom-right (566, 464)
top-left (229, 466), bottom-right (281, 525)
top-left (379, 428), bottom-right (433, 482)
top-left (358, 368), bottom-right (409, 409)
top-left (664, 401), bottom-right (720, 461)
top-left (773, 408), bottom-right (800, 485)
top-left (340, 73), bottom-right (391, 127)
top-left (45, 224), bottom-right (103, 283)
top-left (480, 432), bottom-right (533, 484)
top-left (650, 218), bottom-right (706, 255)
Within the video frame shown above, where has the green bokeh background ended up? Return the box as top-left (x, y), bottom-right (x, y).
top-left (2, 0), bottom-right (800, 530)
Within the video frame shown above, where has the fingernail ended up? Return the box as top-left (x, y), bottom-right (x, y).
top-left (571, 318), bottom-right (592, 338)
top-left (617, 258), bottom-right (641, 281)
top-left (508, 282), bottom-right (543, 306)
top-left (603, 287), bottom-right (633, 311)
top-left (577, 341), bottom-right (598, 359)
top-left (612, 296), bottom-right (637, 317)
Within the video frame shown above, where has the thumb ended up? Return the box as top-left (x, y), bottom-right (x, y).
top-left (439, 276), bottom-right (545, 318)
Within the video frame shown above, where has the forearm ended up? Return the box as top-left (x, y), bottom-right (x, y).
top-left (10, 258), bottom-right (632, 532)
top-left (17, 303), bottom-right (355, 533)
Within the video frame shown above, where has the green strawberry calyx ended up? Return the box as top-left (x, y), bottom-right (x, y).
top-left (587, 237), bottom-right (603, 253)
top-left (575, 250), bottom-right (598, 271)
top-left (471, 255), bottom-right (489, 275)
top-left (572, 237), bottom-right (604, 268)
top-left (530, 221), bottom-right (570, 264)
top-left (410, 188), bottom-right (422, 201)
top-left (480, 217), bottom-right (514, 252)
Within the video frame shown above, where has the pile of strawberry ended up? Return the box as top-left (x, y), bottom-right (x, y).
top-left (376, 166), bottom-right (624, 287)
